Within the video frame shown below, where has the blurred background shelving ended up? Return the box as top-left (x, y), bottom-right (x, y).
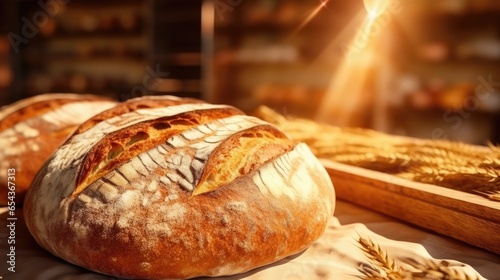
top-left (0, 0), bottom-right (202, 102)
top-left (385, 0), bottom-right (500, 144)
top-left (206, 0), bottom-right (500, 145)
top-left (0, 0), bottom-right (499, 145)
top-left (207, 0), bottom-right (363, 118)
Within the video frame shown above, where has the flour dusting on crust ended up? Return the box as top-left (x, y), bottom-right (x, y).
top-left (23, 98), bottom-right (336, 280)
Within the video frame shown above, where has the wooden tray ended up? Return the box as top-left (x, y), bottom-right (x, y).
top-left (321, 160), bottom-right (500, 255)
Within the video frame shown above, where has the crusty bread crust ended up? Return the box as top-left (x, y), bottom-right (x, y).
top-left (24, 96), bottom-right (335, 279)
top-left (0, 94), bottom-right (116, 205)
top-left (75, 95), bottom-right (205, 135)
top-left (75, 107), bottom-right (243, 196)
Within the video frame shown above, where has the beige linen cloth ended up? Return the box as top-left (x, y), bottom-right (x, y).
top-left (1, 201), bottom-right (497, 280)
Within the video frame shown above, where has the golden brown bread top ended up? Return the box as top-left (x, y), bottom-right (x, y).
top-left (74, 107), bottom-right (244, 197)
top-left (75, 96), bottom-right (204, 135)
top-left (27, 102), bottom-right (247, 201)
top-left (23, 96), bottom-right (335, 279)
top-left (193, 125), bottom-right (294, 195)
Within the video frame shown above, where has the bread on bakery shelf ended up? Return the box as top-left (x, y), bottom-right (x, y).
top-left (24, 95), bottom-right (336, 279)
top-left (0, 93), bottom-right (117, 205)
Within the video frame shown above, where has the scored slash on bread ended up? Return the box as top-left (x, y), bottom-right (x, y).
top-left (24, 95), bottom-right (336, 279)
top-left (193, 125), bottom-right (295, 196)
top-left (74, 107), bottom-right (243, 197)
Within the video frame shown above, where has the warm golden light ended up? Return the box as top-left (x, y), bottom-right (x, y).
top-left (315, 15), bottom-right (378, 126)
top-left (315, 0), bottom-right (399, 126)
top-left (289, 1), bottom-right (328, 37)
top-left (363, 0), bottom-right (390, 19)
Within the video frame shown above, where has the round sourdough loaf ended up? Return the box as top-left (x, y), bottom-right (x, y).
top-left (0, 94), bottom-right (117, 205)
top-left (24, 96), bottom-right (336, 279)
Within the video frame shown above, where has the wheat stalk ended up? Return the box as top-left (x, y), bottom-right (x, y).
top-left (357, 237), bottom-right (405, 280)
top-left (356, 237), bottom-right (480, 280)
top-left (473, 190), bottom-right (500, 202)
top-left (254, 106), bottom-right (500, 202)
top-left (402, 258), bottom-right (480, 280)
top-left (358, 237), bottom-right (400, 274)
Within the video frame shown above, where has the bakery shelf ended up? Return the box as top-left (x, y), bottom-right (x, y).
top-left (38, 30), bottom-right (145, 39)
top-left (63, 0), bottom-right (145, 8)
top-left (24, 55), bottom-right (147, 65)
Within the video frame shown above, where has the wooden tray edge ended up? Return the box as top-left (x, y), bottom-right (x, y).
top-left (321, 159), bottom-right (500, 254)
